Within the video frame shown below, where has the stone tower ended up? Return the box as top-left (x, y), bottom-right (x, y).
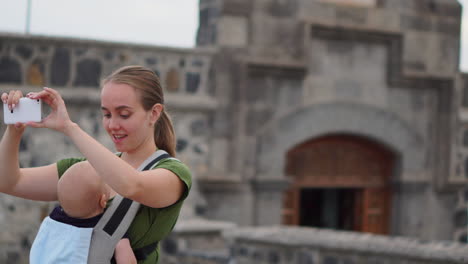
top-left (194, 0), bottom-right (467, 242)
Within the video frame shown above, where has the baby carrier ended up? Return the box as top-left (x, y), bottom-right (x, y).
top-left (30, 150), bottom-right (171, 264)
top-left (87, 150), bottom-right (170, 263)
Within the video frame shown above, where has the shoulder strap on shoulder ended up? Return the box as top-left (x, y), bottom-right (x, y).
top-left (87, 150), bottom-right (170, 264)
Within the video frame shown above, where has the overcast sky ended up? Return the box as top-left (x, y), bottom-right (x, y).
top-left (0, 0), bottom-right (199, 47)
top-left (1, 0), bottom-right (468, 70)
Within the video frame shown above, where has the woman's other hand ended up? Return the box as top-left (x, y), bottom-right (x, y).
top-left (26, 87), bottom-right (73, 133)
top-left (1, 90), bottom-right (27, 132)
top-left (2, 90), bottom-right (23, 111)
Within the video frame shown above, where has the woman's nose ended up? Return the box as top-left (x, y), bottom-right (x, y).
top-left (108, 118), bottom-right (120, 129)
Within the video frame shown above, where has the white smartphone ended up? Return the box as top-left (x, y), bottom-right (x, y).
top-left (3, 98), bottom-right (42, 124)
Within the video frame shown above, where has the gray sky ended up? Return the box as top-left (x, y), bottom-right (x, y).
top-left (1, 0), bottom-right (468, 70)
top-left (0, 0), bottom-right (199, 47)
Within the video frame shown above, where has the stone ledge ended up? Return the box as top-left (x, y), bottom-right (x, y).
top-left (0, 32), bottom-right (217, 55)
top-left (224, 226), bottom-right (468, 263)
top-left (174, 218), bottom-right (236, 234)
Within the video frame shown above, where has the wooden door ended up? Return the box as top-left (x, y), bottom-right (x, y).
top-left (282, 187), bottom-right (300, 225)
top-left (361, 188), bottom-right (390, 234)
top-left (282, 134), bottom-right (394, 234)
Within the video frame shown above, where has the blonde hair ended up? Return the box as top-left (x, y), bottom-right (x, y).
top-left (102, 65), bottom-right (176, 157)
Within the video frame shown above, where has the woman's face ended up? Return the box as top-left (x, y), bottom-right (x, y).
top-left (101, 82), bottom-right (155, 153)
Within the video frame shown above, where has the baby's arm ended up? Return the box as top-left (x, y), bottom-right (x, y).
top-left (115, 238), bottom-right (137, 264)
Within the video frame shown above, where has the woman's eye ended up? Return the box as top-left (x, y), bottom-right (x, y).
top-left (121, 115), bottom-right (130, 119)
top-left (103, 113), bottom-right (111, 118)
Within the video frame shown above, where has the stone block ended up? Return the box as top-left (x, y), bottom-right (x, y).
top-left (145, 56), bottom-right (157, 65)
top-left (264, 0), bottom-right (299, 18)
top-left (15, 45), bottom-right (33, 60)
top-left (454, 208), bottom-right (467, 228)
top-left (402, 31), bottom-right (430, 74)
top-left (246, 108), bottom-right (273, 135)
top-left (465, 157), bottom-right (468, 179)
top-left (246, 76), bottom-right (269, 103)
top-left (27, 59), bottom-right (45, 86)
top-left (367, 9), bottom-right (400, 31)
top-left (191, 118), bottom-right (208, 137)
top-left (165, 68), bottom-right (180, 92)
top-left (319, 0), bottom-right (376, 7)
top-left (176, 138), bottom-right (189, 153)
top-left (435, 18), bottom-right (461, 37)
top-left (335, 5), bottom-right (368, 25)
top-left (250, 14), bottom-right (304, 59)
top-left (334, 79), bottom-right (363, 99)
top-left (430, 35), bottom-right (459, 75)
top-left (222, 0), bottom-right (252, 16)
top-left (0, 56), bottom-right (21, 84)
top-left (209, 139), bottom-right (228, 171)
top-left (296, 250), bottom-right (315, 264)
top-left (218, 16), bottom-right (248, 47)
top-left (50, 47), bottom-right (70, 86)
top-left (432, 1), bottom-right (462, 18)
top-left (400, 14), bottom-right (432, 32)
top-left (298, 1), bottom-right (335, 23)
top-left (186, 72), bottom-right (201, 93)
top-left (73, 59), bottom-right (102, 87)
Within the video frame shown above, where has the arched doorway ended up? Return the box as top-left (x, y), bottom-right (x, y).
top-left (282, 134), bottom-right (395, 234)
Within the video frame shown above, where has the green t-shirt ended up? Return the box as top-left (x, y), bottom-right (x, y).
top-left (56, 156), bottom-right (192, 264)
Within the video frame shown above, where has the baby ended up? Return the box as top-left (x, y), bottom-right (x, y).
top-left (30, 161), bottom-right (136, 264)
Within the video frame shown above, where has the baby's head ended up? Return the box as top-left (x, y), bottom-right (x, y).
top-left (57, 161), bottom-right (110, 218)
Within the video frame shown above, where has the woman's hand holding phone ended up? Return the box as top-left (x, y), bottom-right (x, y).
top-left (2, 87), bottom-right (72, 133)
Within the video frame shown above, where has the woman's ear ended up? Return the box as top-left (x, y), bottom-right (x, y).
top-left (150, 103), bottom-right (163, 125)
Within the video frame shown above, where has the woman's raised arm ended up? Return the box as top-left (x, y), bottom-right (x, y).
top-left (28, 87), bottom-right (185, 208)
top-left (0, 90), bottom-right (59, 201)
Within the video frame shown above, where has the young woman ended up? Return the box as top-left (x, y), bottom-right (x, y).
top-left (0, 65), bottom-right (192, 263)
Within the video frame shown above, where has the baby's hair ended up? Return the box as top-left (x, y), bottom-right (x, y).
top-left (57, 161), bottom-right (110, 218)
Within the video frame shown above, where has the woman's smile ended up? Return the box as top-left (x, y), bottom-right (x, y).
top-left (112, 134), bottom-right (128, 143)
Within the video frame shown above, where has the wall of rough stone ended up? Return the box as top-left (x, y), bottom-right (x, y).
top-left (0, 33), bottom-right (216, 262)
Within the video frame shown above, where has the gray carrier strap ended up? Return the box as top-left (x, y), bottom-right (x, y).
top-left (87, 150), bottom-right (169, 264)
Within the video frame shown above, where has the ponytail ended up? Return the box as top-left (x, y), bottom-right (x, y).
top-left (154, 111), bottom-right (176, 157)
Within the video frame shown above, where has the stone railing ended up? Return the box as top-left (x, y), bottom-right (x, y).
top-left (223, 226), bottom-right (468, 264)
top-left (160, 217), bottom-right (236, 264)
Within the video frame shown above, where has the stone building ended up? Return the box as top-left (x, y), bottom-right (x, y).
top-left (1, 0), bottom-right (468, 263)
top-left (196, 0), bottom-right (467, 241)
